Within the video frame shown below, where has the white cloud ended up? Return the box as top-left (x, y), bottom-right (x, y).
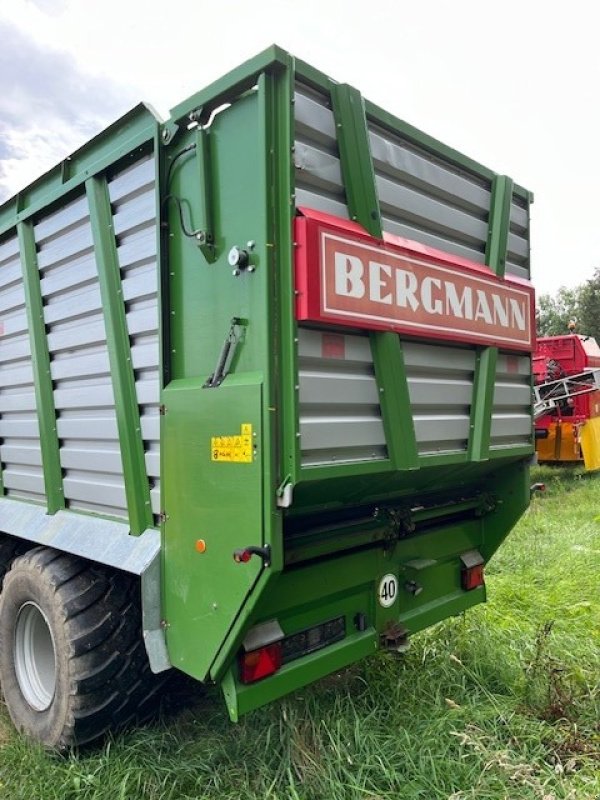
top-left (0, 15), bottom-right (136, 202)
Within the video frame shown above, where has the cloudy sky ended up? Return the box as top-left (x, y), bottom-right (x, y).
top-left (1, 0), bottom-right (599, 297)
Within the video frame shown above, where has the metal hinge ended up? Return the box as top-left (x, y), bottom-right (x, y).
top-left (158, 511), bottom-right (168, 524)
top-left (159, 404), bottom-right (167, 416)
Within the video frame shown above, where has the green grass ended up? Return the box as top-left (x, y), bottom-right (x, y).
top-left (1, 466), bottom-right (598, 799)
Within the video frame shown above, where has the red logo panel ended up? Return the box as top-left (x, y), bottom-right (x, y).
top-left (295, 209), bottom-right (534, 352)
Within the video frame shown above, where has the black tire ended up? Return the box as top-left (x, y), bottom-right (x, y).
top-left (0, 546), bottom-right (163, 749)
top-left (0, 536), bottom-right (27, 587)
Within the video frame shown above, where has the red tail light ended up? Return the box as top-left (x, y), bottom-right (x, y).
top-left (239, 643), bottom-right (282, 684)
top-left (460, 550), bottom-right (485, 591)
top-left (461, 562), bottom-right (485, 591)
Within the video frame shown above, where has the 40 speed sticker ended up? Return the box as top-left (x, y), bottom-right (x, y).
top-left (378, 574), bottom-right (398, 608)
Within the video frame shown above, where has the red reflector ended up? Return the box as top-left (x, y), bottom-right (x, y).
top-left (240, 643), bottom-right (282, 684)
top-left (461, 563), bottom-right (485, 591)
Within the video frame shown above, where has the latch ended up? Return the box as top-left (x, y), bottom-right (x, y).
top-left (233, 545), bottom-right (271, 567)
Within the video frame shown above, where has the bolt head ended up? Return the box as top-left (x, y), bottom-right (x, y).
top-left (228, 246), bottom-right (241, 267)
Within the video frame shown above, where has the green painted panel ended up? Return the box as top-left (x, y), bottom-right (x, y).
top-left (222, 630), bottom-right (377, 720)
top-left (399, 587), bottom-right (485, 634)
top-left (162, 376), bottom-right (263, 679)
top-left (216, 494), bottom-right (512, 716)
top-left (166, 92), bottom-right (268, 383)
top-left (162, 82), bottom-right (279, 681)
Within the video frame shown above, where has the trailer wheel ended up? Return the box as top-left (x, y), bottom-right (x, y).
top-left (0, 546), bottom-right (162, 749)
top-left (0, 537), bottom-right (27, 587)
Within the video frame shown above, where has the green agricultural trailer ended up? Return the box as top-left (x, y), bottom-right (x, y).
top-left (0, 46), bottom-right (535, 748)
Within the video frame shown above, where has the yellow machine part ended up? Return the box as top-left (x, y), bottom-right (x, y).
top-left (536, 422), bottom-right (582, 463)
top-left (580, 417), bottom-right (600, 471)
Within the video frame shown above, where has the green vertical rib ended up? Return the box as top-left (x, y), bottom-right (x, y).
top-left (371, 333), bottom-right (419, 469)
top-left (468, 175), bottom-right (514, 462)
top-left (486, 175), bottom-right (513, 280)
top-left (468, 347), bottom-right (498, 461)
top-left (266, 62), bottom-right (297, 487)
top-left (86, 176), bottom-right (152, 535)
top-left (18, 221), bottom-right (64, 513)
top-left (331, 81), bottom-right (418, 468)
top-left (330, 82), bottom-right (382, 238)
top-left (193, 127), bottom-right (216, 263)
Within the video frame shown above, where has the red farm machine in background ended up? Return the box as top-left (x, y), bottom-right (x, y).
top-left (534, 333), bottom-right (600, 469)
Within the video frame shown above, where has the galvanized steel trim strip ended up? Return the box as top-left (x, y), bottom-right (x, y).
top-left (0, 496), bottom-right (158, 573)
top-left (0, 495), bottom-right (168, 672)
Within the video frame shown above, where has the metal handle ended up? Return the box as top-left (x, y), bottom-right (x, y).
top-left (233, 545), bottom-right (271, 567)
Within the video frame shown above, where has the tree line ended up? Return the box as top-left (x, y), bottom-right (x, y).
top-left (536, 268), bottom-right (600, 339)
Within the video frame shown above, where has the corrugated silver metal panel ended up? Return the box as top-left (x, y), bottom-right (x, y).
top-left (0, 495), bottom-right (159, 573)
top-left (298, 327), bottom-right (387, 467)
top-left (368, 120), bottom-right (492, 266)
top-left (294, 84), bottom-right (349, 220)
top-left (108, 154), bottom-right (160, 516)
top-left (35, 195), bottom-right (128, 520)
top-left (0, 236), bottom-right (20, 264)
top-left (369, 121), bottom-right (529, 280)
top-left (293, 83), bottom-right (530, 280)
top-left (28, 153), bottom-right (160, 523)
top-left (404, 341), bottom-right (475, 456)
top-left (490, 353), bottom-right (532, 449)
top-left (0, 235), bottom-right (45, 504)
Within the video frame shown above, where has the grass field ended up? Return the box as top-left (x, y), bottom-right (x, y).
top-left (0, 466), bottom-right (598, 799)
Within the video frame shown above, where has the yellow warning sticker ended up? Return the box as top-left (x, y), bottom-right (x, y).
top-left (211, 424), bottom-right (254, 463)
